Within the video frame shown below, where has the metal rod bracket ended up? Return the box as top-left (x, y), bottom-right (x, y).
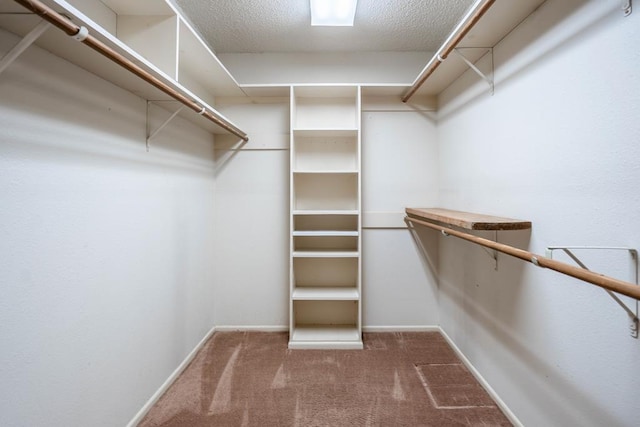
top-left (146, 102), bottom-right (185, 151)
top-left (0, 19), bottom-right (51, 76)
top-left (547, 246), bottom-right (639, 338)
top-left (453, 47), bottom-right (494, 95)
top-left (622, 0), bottom-right (632, 16)
top-left (72, 25), bottom-right (89, 42)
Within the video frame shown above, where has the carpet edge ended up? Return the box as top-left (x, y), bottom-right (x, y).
top-left (363, 325), bottom-right (440, 332)
top-left (125, 325), bottom-right (217, 427)
top-left (438, 326), bottom-right (524, 427)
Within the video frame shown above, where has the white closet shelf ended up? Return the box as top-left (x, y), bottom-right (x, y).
top-left (292, 231), bottom-right (359, 237)
top-left (97, 0), bottom-right (173, 15)
top-left (293, 210), bottom-right (359, 216)
top-left (293, 250), bottom-right (359, 258)
top-left (406, 0), bottom-right (546, 98)
top-left (0, 0), bottom-right (247, 137)
top-left (292, 287), bottom-right (359, 301)
top-left (292, 170), bottom-right (358, 174)
top-left (292, 129), bottom-right (358, 137)
top-left (289, 326), bottom-right (363, 350)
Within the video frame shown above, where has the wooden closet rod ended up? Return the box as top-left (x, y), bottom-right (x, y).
top-left (402, 0), bottom-right (495, 103)
top-left (405, 216), bottom-right (640, 301)
top-left (13, 0), bottom-right (249, 142)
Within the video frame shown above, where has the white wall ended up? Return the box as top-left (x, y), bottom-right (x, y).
top-left (219, 51), bottom-right (430, 85)
top-left (361, 106), bottom-right (440, 328)
top-left (211, 98), bottom-right (441, 330)
top-left (435, 0), bottom-right (640, 425)
top-left (212, 100), bottom-right (290, 328)
top-left (0, 30), bottom-right (217, 426)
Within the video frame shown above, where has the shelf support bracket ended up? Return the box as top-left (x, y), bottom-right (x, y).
top-left (146, 102), bottom-right (185, 151)
top-left (622, 0), bottom-right (632, 16)
top-left (405, 219), bottom-right (439, 276)
top-left (546, 246), bottom-right (639, 338)
top-left (0, 19), bottom-right (51, 77)
top-left (440, 226), bottom-right (499, 270)
top-left (480, 230), bottom-right (499, 270)
top-left (453, 48), bottom-right (494, 95)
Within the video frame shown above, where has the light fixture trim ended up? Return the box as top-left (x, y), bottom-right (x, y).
top-left (310, 0), bottom-right (358, 26)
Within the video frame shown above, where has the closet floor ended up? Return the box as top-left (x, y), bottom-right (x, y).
top-left (139, 331), bottom-right (511, 426)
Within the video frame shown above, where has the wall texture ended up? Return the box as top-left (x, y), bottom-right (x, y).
top-left (435, 0), bottom-right (640, 425)
top-left (212, 101), bottom-right (290, 329)
top-left (0, 31), bottom-right (217, 426)
top-left (213, 100), bottom-right (440, 330)
top-left (361, 108), bottom-right (440, 328)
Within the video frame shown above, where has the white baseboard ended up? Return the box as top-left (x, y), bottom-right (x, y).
top-left (438, 327), bottom-right (523, 427)
top-left (214, 325), bottom-right (289, 332)
top-left (126, 325), bottom-right (217, 427)
top-left (215, 325), bottom-right (438, 333)
top-left (363, 325), bottom-right (440, 332)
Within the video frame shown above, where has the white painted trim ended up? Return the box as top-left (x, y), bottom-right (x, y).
top-left (363, 325), bottom-right (440, 332)
top-left (438, 327), bottom-right (523, 427)
top-left (214, 325), bottom-right (289, 332)
top-left (288, 341), bottom-right (364, 350)
top-left (126, 325), bottom-right (216, 427)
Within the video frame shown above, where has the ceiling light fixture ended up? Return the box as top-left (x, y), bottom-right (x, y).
top-left (310, 0), bottom-right (358, 26)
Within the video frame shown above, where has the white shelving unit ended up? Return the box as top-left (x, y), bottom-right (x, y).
top-left (289, 85), bottom-right (363, 350)
top-left (0, 0), bottom-right (246, 136)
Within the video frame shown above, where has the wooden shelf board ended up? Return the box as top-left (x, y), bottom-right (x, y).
top-left (293, 231), bottom-right (358, 237)
top-left (293, 250), bottom-right (359, 258)
top-left (292, 287), bottom-right (359, 301)
top-left (289, 326), bottom-right (362, 349)
top-left (406, 207), bottom-right (531, 231)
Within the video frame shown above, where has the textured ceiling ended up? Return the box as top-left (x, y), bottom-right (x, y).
top-left (173, 0), bottom-right (475, 53)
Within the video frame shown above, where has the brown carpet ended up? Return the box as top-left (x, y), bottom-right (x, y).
top-left (139, 332), bottom-right (511, 426)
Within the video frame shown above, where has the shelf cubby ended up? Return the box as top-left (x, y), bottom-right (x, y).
top-left (293, 257), bottom-right (358, 288)
top-left (290, 300), bottom-right (361, 349)
top-left (292, 86), bottom-right (358, 130)
top-left (294, 300), bottom-right (358, 324)
top-left (293, 173), bottom-right (358, 211)
top-left (294, 235), bottom-right (357, 251)
top-left (292, 133), bottom-right (358, 173)
top-left (293, 214), bottom-right (358, 233)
